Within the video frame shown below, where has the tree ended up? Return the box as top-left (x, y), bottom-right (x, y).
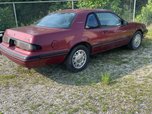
top-left (0, 0), bottom-right (72, 30)
top-left (136, 0), bottom-right (152, 25)
top-left (136, 0), bottom-right (148, 15)
top-left (77, 0), bottom-right (121, 14)
top-left (77, 0), bottom-right (148, 21)
top-left (0, 7), bottom-right (15, 30)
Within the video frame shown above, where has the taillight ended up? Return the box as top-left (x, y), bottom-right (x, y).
top-left (2, 36), bottom-right (41, 51)
top-left (0, 33), bottom-right (3, 37)
top-left (2, 36), bottom-right (9, 43)
top-left (0, 32), bottom-right (3, 43)
top-left (14, 40), bottom-right (41, 51)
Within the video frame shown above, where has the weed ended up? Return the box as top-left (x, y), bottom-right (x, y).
top-left (101, 73), bottom-right (111, 85)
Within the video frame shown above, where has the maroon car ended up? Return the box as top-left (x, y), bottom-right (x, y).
top-left (0, 9), bottom-right (148, 72)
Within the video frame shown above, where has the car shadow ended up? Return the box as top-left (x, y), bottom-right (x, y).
top-left (34, 38), bottom-right (152, 86)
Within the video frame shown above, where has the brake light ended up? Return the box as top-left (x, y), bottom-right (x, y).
top-left (2, 36), bottom-right (41, 51)
top-left (0, 32), bottom-right (3, 43)
top-left (14, 40), bottom-right (41, 51)
top-left (0, 33), bottom-right (3, 37)
top-left (2, 36), bottom-right (9, 43)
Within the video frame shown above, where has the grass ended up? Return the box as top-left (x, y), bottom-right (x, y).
top-left (67, 107), bottom-right (80, 114)
top-left (102, 103), bottom-right (108, 112)
top-left (0, 75), bottom-right (16, 80)
top-left (142, 27), bottom-right (152, 48)
top-left (147, 26), bottom-right (152, 36)
top-left (30, 103), bottom-right (42, 111)
top-left (82, 101), bottom-right (99, 113)
top-left (16, 66), bottom-right (36, 76)
top-left (101, 73), bottom-right (111, 85)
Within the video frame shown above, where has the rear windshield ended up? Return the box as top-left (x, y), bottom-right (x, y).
top-left (36, 13), bottom-right (76, 29)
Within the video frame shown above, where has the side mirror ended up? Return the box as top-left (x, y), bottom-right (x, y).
top-left (122, 20), bottom-right (128, 25)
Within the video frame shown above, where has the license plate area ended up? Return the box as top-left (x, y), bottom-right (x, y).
top-left (9, 39), bottom-right (16, 47)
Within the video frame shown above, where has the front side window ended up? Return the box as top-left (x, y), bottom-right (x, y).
top-left (36, 13), bottom-right (76, 29)
top-left (86, 13), bottom-right (99, 28)
top-left (96, 12), bottom-right (122, 27)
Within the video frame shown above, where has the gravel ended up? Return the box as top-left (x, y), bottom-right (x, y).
top-left (0, 38), bottom-right (152, 114)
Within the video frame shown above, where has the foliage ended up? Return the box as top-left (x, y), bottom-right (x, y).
top-left (77, 0), bottom-right (148, 21)
top-left (136, 0), bottom-right (148, 15)
top-left (0, 0), bottom-right (73, 30)
top-left (0, 0), bottom-right (150, 31)
top-left (136, 0), bottom-right (152, 25)
top-left (0, 0), bottom-right (42, 1)
top-left (16, 3), bottom-right (51, 26)
top-left (48, 1), bottom-right (72, 12)
top-left (0, 7), bottom-right (15, 30)
top-left (77, 0), bottom-right (122, 14)
top-left (147, 25), bottom-right (152, 36)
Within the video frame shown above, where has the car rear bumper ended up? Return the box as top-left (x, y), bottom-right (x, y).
top-left (0, 44), bottom-right (68, 68)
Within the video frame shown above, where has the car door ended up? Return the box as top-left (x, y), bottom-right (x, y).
top-left (95, 12), bottom-right (131, 50)
top-left (84, 12), bottom-right (131, 54)
top-left (84, 13), bottom-right (112, 53)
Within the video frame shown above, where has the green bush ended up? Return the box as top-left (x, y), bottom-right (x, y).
top-left (0, 7), bottom-right (15, 31)
top-left (136, 0), bottom-right (152, 25)
top-left (49, 2), bottom-right (72, 12)
top-left (77, 0), bottom-right (122, 14)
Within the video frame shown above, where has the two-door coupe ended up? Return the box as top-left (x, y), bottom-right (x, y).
top-left (0, 9), bottom-right (148, 72)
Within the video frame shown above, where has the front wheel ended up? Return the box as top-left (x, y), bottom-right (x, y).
top-left (128, 31), bottom-right (143, 50)
top-left (65, 45), bottom-right (90, 72)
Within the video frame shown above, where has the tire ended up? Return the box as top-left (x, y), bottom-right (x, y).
top-left (65, 45), bottom-right (90, 72)
top-left (128, 31), bottom-right (143, 50)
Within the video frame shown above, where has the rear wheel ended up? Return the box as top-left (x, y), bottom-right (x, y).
top-left (128, 31), bottom-right (143, 50)
top-left (65, 45), bottom-right (90, 72)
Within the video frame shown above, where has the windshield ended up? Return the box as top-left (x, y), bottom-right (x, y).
top-left (36, 13), bottom-right (76, 29)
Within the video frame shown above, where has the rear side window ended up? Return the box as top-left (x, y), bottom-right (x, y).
top-left (86, 13), bottom-right (99, 28)
top-left (96, 12), bottom-right (121, 26)
top-left (36, 13), bottom-right (76, 29)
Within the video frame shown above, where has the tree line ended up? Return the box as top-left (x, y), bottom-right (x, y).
top-left (0, 0), bottom-right (150, 31)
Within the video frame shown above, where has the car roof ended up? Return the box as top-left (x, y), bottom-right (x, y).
top-left (58, 9), bottom-right (111, 14)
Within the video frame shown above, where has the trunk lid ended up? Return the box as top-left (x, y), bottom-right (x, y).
top-left (4, 25), bottom-right (66, 43)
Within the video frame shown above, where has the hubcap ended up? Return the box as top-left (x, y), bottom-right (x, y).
top-left (72, 49), bottom-right (87, 69)
top-left (133, 34), bottom-right (142, 48)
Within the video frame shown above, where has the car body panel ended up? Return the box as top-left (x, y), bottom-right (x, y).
top-left (0, 9), bottom-right (148, 68)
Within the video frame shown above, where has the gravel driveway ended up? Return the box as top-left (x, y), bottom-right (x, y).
top-left (0, 37), bottom-right (152, 114)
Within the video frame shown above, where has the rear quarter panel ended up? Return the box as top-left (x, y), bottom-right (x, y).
top-left (32, 12), bottom-right (89, 55)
